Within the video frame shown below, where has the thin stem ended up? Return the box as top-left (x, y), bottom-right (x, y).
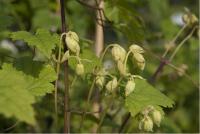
top-left (119, 113), bottom-right (131, 133)
top-left (124, 50), bottom-right (132, 74)
top-left (162, 24), bottom-right (188, 57)
top-left (0, 121), bottom-right (19, 132)
top-left (96, 95), bottom-right (115, 132)
top-left (54, 37), bottom-right (63, 127)
top-left (59, 0), bottom-right (70, 133)
top-left (169, 26), bottom-right (197, 61)
top-left (67, 109), bottom-right (101, 115)
top-left (144, 46), bottom-right (198, 88)
top-left (100, 44), bottom-right (115, 62)
top-left (70, 75), bottom-right (77, 89)
top-left (167, 63), bottom-right (199, 88)
top-left (78, 79), bottom-right (96, 131)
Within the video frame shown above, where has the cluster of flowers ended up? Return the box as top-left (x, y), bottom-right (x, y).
top-left (138, 106), bottom-right (162, 132)
top-left (64, 30), bottom-right (146, 96)
top-left (95, 43), bottom-right (145, 96)
top-left (64, 31), bottom-right (164, 132)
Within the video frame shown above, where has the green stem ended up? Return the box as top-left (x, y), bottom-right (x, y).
top-left (68, 55), bottom-right (81, 63)
top-left (100, 44), bottom-right (115, 62)
top-left (54, 36), bottom-right (63, 127)
top-left (78, 79), bottom-right (96, 131)
top-left (169, 26), bottom-right (197, 61)
top-left (162, 24), bottom-right (188, 57)
top-left (167, 63), bottom-right (199, 88)
top-left (124, 50), bottom-right (132, 74)
top-left (70, 75), bottom-right (77, 89)
top-left (96, 95), bottom-right (115, 132)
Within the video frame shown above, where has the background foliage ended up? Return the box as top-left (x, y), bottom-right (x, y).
top-left (0, 0), bottom-right (198, 133)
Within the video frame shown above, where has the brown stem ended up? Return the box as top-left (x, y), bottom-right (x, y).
top-left (148, 58), bottom-right (169, 83)
top-left (59, 0), bottom-right (70, 133)
top-left (119, 113), bottom-right (130, 133)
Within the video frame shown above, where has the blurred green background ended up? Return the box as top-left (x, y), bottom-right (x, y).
top-left (0, 0), bottom-right (199, 133)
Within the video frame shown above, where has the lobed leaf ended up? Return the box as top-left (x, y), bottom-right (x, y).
top-left (125, 79), bottom-right (174, 117)
top-left (26, 64), bottom-right (57, 96)
top-left (11, 29), bottom-right (58, 58)
top-left (0, 64), bottom-right (36, 125)
top-left (0, 63), bottom-right (57, 124)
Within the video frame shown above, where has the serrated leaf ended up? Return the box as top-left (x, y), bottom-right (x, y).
top-left (26, 64), bottom-right (57, 96)
top-left (0, 64), bottom-right (36, 125)
top-left (0, 62), bottom-right (57, 124)
top-left (11, 29), bottom-right (58, 58)
top-left (125, 79), bottom-right (174, 117)
top-left (13, 56), bottom-right (57, 96)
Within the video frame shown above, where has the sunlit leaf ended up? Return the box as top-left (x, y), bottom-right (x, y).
top-left (125, 79), bottom-right (174, 117)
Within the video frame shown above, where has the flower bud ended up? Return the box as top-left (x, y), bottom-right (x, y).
top-left (190, 14), bottom-right (198, 24)
top-left (151, 110), bottom-right (162, 127)
top-left (76, 63), bottom-right (84, 75)
top-left (65, 31), bottom-right (80, 55)
top-left (111, 44), bottom-right (126, 62)
top-left (182, 14), bottom-right (190, 24)
top-left (61, 50), bottom-right (70, 62)
top-left (133, 53), bottom-right (145, 70)
top-left (95, 76), bottom-right (105, 88)
top-left (134, 53), bottom-right (145, 63)
top-left (139, 116), bottom-right (153, 132)
top-left (182, 13), bottom-right (198, 25)
top-left (125, 79), bottom-right (135, 96)
top-left (117, 61), bottom-right (127, 76)
top-left (129, 44), bottom-right (144, 54)
top-left (106, 77), bottom-right (118, 93)
top-left (137, 61), bottom-right (145, 70)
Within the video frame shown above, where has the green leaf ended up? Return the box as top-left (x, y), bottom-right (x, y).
top-left (13, 56), bottom-right (57, 96)
top-left (26, 64), bottom-right (57, 96)
top-left (32, 9), bottom-right (60, 30)
top-left (0, 64), bottom-right (36, 125)
top-left (11, 29), bottom-right (58, 58)
top-left (125, 79), bottom-right (174, 117)
top-left (0, 62), bottom-right (57, 124)
top-left (14, 56), bottom-right (44, 77)
top-left (104, 0), bottom-right (144, 42)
